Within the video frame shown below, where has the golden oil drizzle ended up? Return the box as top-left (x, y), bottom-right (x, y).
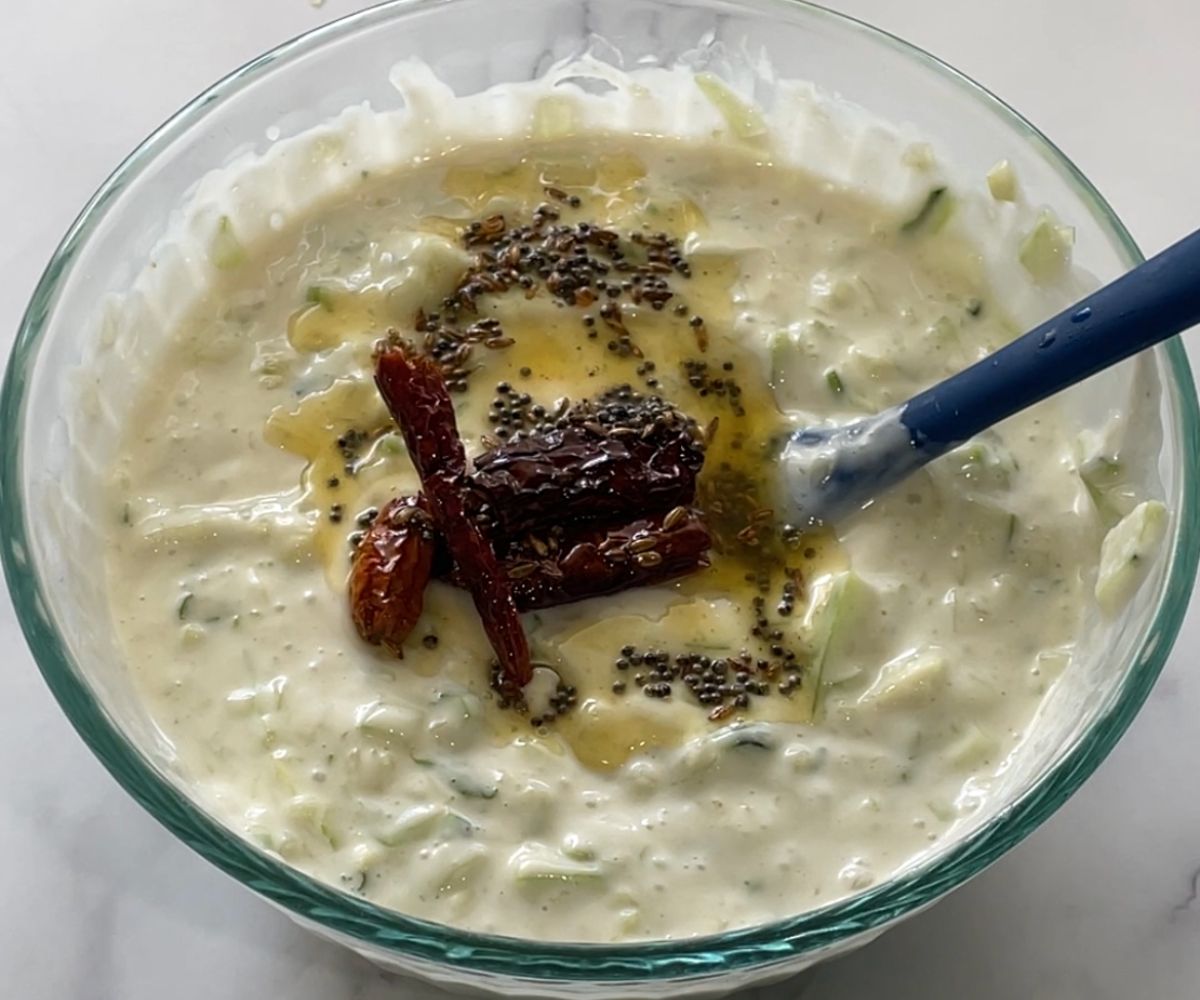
top-left (263, 377), bottom-right (418, 586)
top-left (552, 699), bottom-right (689, 771)
top-left (287, 289), bottom-right (391, 354)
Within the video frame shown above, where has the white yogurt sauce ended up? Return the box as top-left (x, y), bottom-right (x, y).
top-left (101, 60), bottom-right (1165, 942)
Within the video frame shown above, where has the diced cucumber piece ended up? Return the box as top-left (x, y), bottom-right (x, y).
top-left (373, 805), bottom-right (474, 847)
top-left (953, 436), bottom-right (1017, 491)
top-left (800, 571), bottom-right (875, 710)
top-left (945, 724), bottom-right (1001, 769)
top-left (253, 675), bottom-right (287, 714)
top-left (509, 842), bottom-right (606, 882)
top-left (768, 331), bottom-right (798, 392)
top-left (413, 753), bottom-right (502, 800)
top-left (1019, 210), bottom-right (1074, 284)
top-left (926, 799), bottom-right (957, 823)
top-left (426, 841), bottom-right (488, 899)
top-left (616, 901), bottom-right (642, 936)
top-left (176, 590), bottom-right (238, 624)
top-left (284, 794), bottom-right (338, 848)
top-left (1034, 648), bottom-right (1071, 681)
top-left (225, 688), bottom-right (257, 716)
top-left (354, 700), bottom-right (421, 742)
top-left (901, 187), bottom-right (956, 234)
top-left (1030, 647), bottom-right (1071, 694)
top-left (1095, 500), bottom-right (1168, 615)
top-left (373, 804), bottom-right (446, 846)
top-left (311, 134), bottom-right (345, 162)
top-left (902, 143), bottom-right (936, 170)
top-left (694, 73), bottom-right (768, 140)
top-left (986, 160), bottom-right (1018, 201)
top-left (560, 834), bottom-right (597, 862)
top-left (427, 690), bottom-right (484, 750)
top-left (707, 723), bottom-right (776, 752)
top-left (270, 758), bottom-right (296, 794)
top-left (928, 315), bottom-right (958, 343)
top-left (346, 745), bottom-right (397, 792)
top-left (1078, 452), bottom-right (1138, 524)
top-left (445, 766), bottom-right (501, 800)
top-left (857, 646), bottom-right (947, 708)
top-left (210, 215), bottom-right (246, 271)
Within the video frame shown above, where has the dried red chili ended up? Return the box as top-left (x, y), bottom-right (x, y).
top-left (466, 391), bottom-right (705, 541)
top-left (349, 495), bottom-right (436, 654)
top-left (374, 339), bottom-right (532, 689)
top-left (457, 507), bottom-right (712, 610)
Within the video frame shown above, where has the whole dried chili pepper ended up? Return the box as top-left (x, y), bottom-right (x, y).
top-left (450, 506), bottom-right (712, 610)
top-left (466, 402), bottom-right (705, 540)
top-left (349, 494), bottom-right (436, 654)
top-left (374, 338), bottom-right (532, 689)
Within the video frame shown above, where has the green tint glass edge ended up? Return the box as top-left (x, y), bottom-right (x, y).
top-left (2, 0), bottom-right (1197, 982)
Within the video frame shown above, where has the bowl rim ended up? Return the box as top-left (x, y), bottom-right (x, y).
top-left (3, 0), bottom-right (1198, 981)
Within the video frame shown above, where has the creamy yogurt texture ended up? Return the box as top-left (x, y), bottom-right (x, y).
top-left (102, 60), bottom-right (1164, 941)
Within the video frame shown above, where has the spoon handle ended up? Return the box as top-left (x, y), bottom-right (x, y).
top-left (901, 227), bottom-right (1200, 455)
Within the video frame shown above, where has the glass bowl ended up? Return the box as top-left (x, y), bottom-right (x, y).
top-left (2, 0), bottom-right (1197, 996)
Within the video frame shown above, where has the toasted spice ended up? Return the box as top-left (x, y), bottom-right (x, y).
top-left (607, 580), bottom-right (809, 720)
top-left (414, 211), bottom-right (702, 389)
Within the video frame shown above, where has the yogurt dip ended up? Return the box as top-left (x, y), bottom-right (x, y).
top-left (102, 60), bottom-right (1166, 942)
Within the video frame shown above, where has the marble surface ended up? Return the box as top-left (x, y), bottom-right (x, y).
top-left (2, 1), bottom-right (1200, 996)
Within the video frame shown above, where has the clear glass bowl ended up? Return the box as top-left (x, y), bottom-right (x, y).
top-left (2, 0), bottom-right (1197, 996)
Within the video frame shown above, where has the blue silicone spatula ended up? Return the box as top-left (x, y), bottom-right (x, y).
top-left (781, 227), bottom-right (1200, 526)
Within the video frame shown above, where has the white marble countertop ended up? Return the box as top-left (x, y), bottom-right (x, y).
top-left (2, 1), bottom-right (1199, 996)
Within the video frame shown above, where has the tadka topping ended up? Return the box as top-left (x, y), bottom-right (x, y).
top-left (467, 383), bottom-right (706, 540)
top-left (348, 494), bottom-right (435, 655)
top-left (353, 338), bottom-right (715, 700)
top-left (418, 201), bottom-right (704, 393)
top-left (609, 590), bottom-right (809, 722)
top-left (372, 339), bottom-right (532, 690)
top-left (450, 506), bottom-right (712, 610)
top-left (347, 201), bottom-right (814, 720)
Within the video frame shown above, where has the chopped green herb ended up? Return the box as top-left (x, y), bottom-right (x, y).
top-left (966, 298), bottom-right (984, 317)
top-left (177, 593), bottom-right (194, 620)
top-left (825, 369), bottom-right (845, 395)
top-left (305, 285), bottom-right (336, 312)
top-left (1006, 513), bottom-right (1019, 547)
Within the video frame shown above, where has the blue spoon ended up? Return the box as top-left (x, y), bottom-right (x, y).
top-left (781, 227), bottom-right (1200, 526)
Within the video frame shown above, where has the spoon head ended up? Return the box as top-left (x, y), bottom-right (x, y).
top-left (777, 408), bottom-right (921, 527)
